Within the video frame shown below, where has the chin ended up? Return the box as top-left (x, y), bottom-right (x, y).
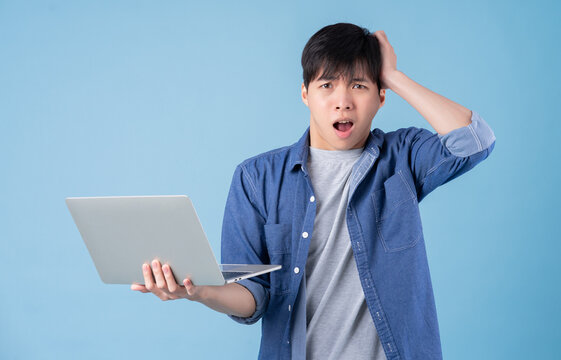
top-left (333, 140), bottom-right (361, 151)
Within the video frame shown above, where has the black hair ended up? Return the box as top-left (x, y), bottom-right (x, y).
top-left (301, 22), bottom-right (382, 92)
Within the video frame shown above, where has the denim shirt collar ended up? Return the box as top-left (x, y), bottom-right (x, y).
top-left (288, 127), bottom-right (384, 175)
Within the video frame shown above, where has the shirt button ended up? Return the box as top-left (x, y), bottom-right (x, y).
top-left (310, 196), bottom-right (315, 202)
top-left (302, 232), bottom-right (308, 239)
top-left (294, 267), bottom-right (300, 274)
top-left (288, 305), bottom-right (291, 311)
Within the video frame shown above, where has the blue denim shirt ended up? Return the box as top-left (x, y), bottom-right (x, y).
top-left (221, 110), bottom-right (496, 360)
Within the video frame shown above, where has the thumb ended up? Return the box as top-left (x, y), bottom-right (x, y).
top-left (183, 279), bottom-right (195, 296)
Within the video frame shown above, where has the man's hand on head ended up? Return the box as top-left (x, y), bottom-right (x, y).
top-left (372, 30), bottom-right (399, 90)
top-left (130, 259), bottom-right (207, 302)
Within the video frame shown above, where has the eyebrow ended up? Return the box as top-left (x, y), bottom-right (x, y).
top-left (316, 75), bottom-right (370, 83)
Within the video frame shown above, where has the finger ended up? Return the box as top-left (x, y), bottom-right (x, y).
top-left (151, 259), bottom-right (167, 291)
top-left (143, 263), bottom-right (170, 300)
top-left (183, 278), bottom-right (196, 297)
top-left (374, 30), bottom-right (387, 39)
top-left (162, 264), bottom-right (180, 293)
top-left (131, 283), bottom-right (149, 293)
top-left (143, 263), bottom-right (157, 292)
top-left (373, 31), bottom-right (389, 46)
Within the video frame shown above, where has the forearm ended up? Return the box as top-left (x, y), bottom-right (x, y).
top-left (197, 282), bottom-right (256, 318)
top-left (385, 70), bottom-right (472, 135)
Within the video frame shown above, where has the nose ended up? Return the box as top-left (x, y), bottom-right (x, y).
top-left (334, 86), bottom-right (353, 111)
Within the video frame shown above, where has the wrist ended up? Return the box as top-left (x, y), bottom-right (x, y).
top-left (383, 70), bottom-right (405, 91)
top-left (196, 285), bottom-right (210, 303)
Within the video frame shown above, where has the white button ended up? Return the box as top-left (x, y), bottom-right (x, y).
top-left (294, 267), bottom-right (300, 274)
top-left (302, 232), bottom-right (308, 239)
top-left (310, 196), bottom-right (315, 202)
top-left (288, 305), bottom-right (291, 311)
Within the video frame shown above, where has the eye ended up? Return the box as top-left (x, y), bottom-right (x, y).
top-left (320, 83), bottom-right (332, 89)
top-left (353, 84), bottom-right (366, 89)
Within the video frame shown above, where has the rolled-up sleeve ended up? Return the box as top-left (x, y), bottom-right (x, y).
top-left (437, 110), bottom-right (496, 157)
top-left (228, 278), bottom-right (270, 325)
top-left (221, 164), bottom-right (271, 325)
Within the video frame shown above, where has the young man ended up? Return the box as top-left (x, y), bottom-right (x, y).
top-left (132, 23), bottom-right (496, 360)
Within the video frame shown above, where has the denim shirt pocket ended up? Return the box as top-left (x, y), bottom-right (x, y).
top-left (371, 170), bottom-right (422, 252)
top-left (264, 223), bottom-right (292, 295)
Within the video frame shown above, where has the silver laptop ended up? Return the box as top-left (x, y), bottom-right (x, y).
top-left (65, 195), bottom-right (281, 285)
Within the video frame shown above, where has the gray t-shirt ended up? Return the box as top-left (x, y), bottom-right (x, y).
top-left (305, 146), bottom-right (387, 360)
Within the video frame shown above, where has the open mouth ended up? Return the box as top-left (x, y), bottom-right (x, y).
top-left (333, 120), bottom-right (353, 132)
top-left (333, 120), bottom-right (354, 138)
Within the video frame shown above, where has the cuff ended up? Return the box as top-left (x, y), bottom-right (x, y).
top-left (438, 110), bottom-right (496, 157)
top-left (227, 279), bottom-right (269, 325)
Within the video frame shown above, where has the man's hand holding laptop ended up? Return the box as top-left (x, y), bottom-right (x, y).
top-left (130, 258), bottom-right (257, 318)
top-left (130, 259), bottom-right (204, 301)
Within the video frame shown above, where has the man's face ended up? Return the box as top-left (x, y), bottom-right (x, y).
top-left (301, 66), bottom-right (385, 151)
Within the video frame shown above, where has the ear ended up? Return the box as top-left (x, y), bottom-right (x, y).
top-left (301, 83), bottom-right (309, 107)
top-left (379, 88), bottom-right (386, 107)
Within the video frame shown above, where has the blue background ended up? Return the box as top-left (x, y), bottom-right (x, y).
top-left (1, 0), bottom-right (560, 359)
